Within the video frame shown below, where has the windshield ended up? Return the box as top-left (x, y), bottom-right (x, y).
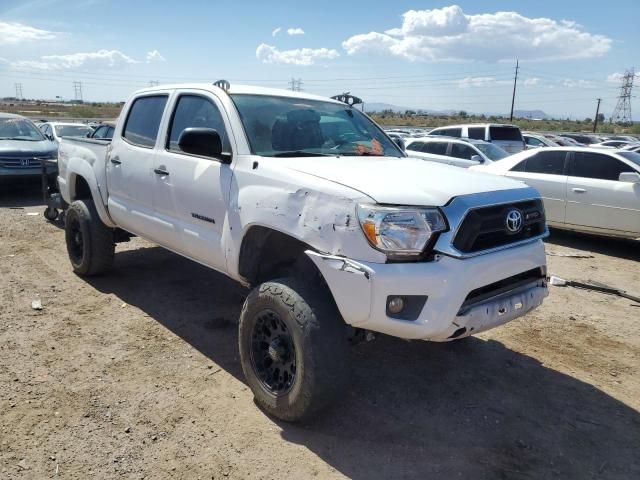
top-left (230, 94), bottom-right (404, 158)
top-left (54, 124), bottom-right (93, 138)
top-left (0, 118), bottom-right (45, 141)
top-left (617, 151), bottom-right (640, 168)
top-left (475, 142), bottom-right (509, 161)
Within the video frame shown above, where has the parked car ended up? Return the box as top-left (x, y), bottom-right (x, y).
top-left (39, 122), bottom-right (93, 143)
top-left (590, 140), bottom-right (635, 149)
top-left (87, 122), bottom-right (116, 140)
top-left (428, 123), bottom-right (526, 154)
top-left (0, 113), bottom-right (58, 181)
top-left (556, 136), bottom-right (582, 146)
top-left (622, 144), bottom-right (640, 153)
top-left (405, 136), bottom-right (509, 167)
top-left (608, 135), bottom-right (638, 142)
top-left (471, 147), bottom-right (640, 239)
top-left (560, 133), bottom-right (600, 145)
top-left (57, 83), bottom-right (549, 421)
top-left (523, 133), bottom-right (559, 148)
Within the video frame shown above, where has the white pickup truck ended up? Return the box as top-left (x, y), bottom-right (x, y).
top-left (57, 83), bottom-right (549, 421)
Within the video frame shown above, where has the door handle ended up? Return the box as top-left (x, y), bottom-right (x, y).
top-left (154, 167), bottom-right (169, 176)
top-left (571, 188), bottom-right (586, 193)
top-left (110, 156), bottom-right (121, 165)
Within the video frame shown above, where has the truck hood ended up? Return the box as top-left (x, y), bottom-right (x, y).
top-left (276, 156), bottom-right (528, 206)
top-left (0, 139), bottom-right (57, 157)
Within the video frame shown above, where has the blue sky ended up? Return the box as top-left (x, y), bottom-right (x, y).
top-left (0, 0), bottom-right (638, 119)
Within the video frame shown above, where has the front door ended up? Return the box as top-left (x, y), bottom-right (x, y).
top-left (151, 91), bottom-right (234, 271)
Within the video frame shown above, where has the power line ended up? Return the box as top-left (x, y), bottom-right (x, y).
top-left (611, 68), bottom-right (634, 125)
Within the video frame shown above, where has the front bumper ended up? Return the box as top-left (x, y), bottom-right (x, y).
top-left (307, 239), bottom-right (548, 341)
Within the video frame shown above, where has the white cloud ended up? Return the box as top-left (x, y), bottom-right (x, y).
top-left (12, 49), bottom-right (138, 70)
top-left (256, 43), bottom-right (339, 66)
top-left (523, 77), bottom-right (540, 86)
top-left (606, 72), bottom-right (624, 83)
top-left (562, 78), bottom-right (595, 88)
top-left (342, 5), bottom-right (611, 62)
top-left (272, 27), bottom-right (282, 37)
top-left (457, 76), bottom-right (509, 88)
top-left (146, 50), bottom-right (166, 63)
top-left (287, 27), bottom-right (305, 36)
top-left (0, 21), bottom-right (57, 46)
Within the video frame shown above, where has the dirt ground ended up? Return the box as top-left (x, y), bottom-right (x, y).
top-left (1, 181), bottom-right (639, 480)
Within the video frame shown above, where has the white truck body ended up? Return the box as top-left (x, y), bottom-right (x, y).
top-left (58, 83), bottom-right (549, 342)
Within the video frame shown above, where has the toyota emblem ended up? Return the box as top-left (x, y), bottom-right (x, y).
top-left (505, 209), bottom-right (523, 234)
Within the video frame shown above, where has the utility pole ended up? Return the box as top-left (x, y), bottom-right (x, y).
top-left (509, 59), bottom-right (519, 122)
top-left (611, 68), bottom-right (634, 125)
top-left (592, 98), bottom-right (602, 133)
top-left (73, 81), bottom-right (83, 102)
top-left (288, 78), bottom-right (302, 92)
top-left (15, 83), bottom-right (23, 100)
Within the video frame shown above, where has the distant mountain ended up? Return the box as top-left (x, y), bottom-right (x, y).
top-left (363, 102), bottom-right (552, 120)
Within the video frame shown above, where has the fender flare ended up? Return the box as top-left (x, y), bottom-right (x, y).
top-left (66, 157), bottom-right (116, 228)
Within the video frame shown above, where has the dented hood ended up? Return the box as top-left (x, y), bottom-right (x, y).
top-left (276, 156), bottom-right (527, 206)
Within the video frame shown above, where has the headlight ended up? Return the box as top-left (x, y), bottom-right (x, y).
top-left (357, 204), bottom-right (447, 259)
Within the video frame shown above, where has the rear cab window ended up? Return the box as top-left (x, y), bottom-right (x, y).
top-left (489, 126), bottom-right (523, 142)
top-left (123, 95), bottom-right (168, 148)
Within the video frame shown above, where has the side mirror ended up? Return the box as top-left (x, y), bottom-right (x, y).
top-left (86, 132), bottom-right (91, 138)
top-left (47, 134), bottom-right (54, 141)
top-left (471, 154), bottom-right (484, 163)
top-left (177, 128), bottom-right (230, 163)
top-left (393, 137), bottom-right (406, 151)
top-left (619, 171), bottom-right (640, 183)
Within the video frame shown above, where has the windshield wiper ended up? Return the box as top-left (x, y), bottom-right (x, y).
top-left (272, 151), bottom-right (333, 157)
top-left (0, 137), bottom-right (38, 141)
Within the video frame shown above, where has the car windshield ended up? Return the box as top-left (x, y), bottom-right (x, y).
top-left (54, 124), bottom-right (93, 138)
top-left (230, 94), bottom-right (403, 158)
top-left (0, 118), bottom-right (45, 141)
top-left (617, 151), bottom-right (640, 168)
top-left (474, 142), bottom-right (509, 161)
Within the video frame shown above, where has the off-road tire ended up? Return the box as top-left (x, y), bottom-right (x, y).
top-left (239, 277), bottom-right (348, 422)
top-left (65, 199), bottom-right (114, 276)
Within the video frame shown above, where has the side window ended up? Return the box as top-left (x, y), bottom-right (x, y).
top-left (93, 126), bottom-right (106, 138)
top-left (167, 95), bottom-right (230, 154)
top-left (510, 160), bottom-right (526, 172)
top-left (570, 152), bottom-right (634, 181)
top-left (450, 143), bottom-right (475, 160)
top-left (123, 95), bottom-right (168, 148)
top-left (406, 141), bottom-right (424, 152)
top-left (442, 128), bottom-right (462, 138)
top-left (106, 127), bottom-right (115, 139)
top-left (526, 136), bottom-right (543, 146)
top-left (423, 141), bottom-right (448, 156)
top-left (468, 127), bottom-right (485, 140)
top-left (524, 151), bottom-right (566, 175)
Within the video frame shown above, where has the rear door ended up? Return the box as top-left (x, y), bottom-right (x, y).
top-left (565, 151), bottom-right (640, 235)
top-left (107, 93), bottom-right (169, 241)
top-left (506, 150), bottom-right (568, 224)
top-left (151, 90), bottom-right (234, 271)
top-left (448, 142), bottom-right (483, 168)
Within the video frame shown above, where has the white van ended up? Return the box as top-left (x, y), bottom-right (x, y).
top-left (428, 123), bottom-right (526, 154)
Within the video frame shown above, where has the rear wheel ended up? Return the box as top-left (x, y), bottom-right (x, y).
top-left (65, 199), bottom-right (114, 275)
top-left (239, 277), bottom-right (348, 422)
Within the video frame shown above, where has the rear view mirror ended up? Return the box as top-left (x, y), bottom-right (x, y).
top-left (178, 128), bottom-right (230, 163)
top-left (619, 172), bottom-right (640, 183)
top-left (471, 154), bottom-right (483, 163)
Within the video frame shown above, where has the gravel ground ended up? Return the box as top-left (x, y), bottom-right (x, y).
top-left (1, 181), bottom-right (639, 479)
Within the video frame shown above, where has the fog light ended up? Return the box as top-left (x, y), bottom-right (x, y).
top-left (387, 296), bottom-right (405, 314)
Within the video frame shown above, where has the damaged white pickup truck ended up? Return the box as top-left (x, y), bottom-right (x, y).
top-left (57, 82), bottom-right (549, 421)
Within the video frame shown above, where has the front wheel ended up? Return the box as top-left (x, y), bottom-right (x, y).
top-left (65, 199), bottom-right (114, 276)
top-left (239, 278), bottom-right (348, 422)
